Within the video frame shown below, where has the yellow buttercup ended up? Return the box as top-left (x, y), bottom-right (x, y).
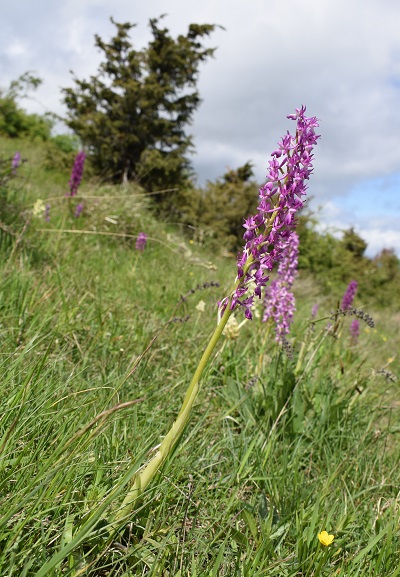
top-left (318, 530), bottom-right (334, 546)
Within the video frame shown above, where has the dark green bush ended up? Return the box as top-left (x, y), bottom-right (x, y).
top-left (178, 162), bottom-right (258, 249)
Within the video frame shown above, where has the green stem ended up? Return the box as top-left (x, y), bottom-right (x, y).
top-left (111, 300), bottom-right (233, 526)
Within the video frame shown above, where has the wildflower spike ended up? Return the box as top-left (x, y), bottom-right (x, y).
top-left (135, 232), bottom-right (148, 251)
top-left (342, 280), bottom-right (358, 310)
top-left (219, 107), bottom-right (320, 320)
top-left (263, 231), bottom-right (299, 341)
top-left (68, 151), bottom-right (86, 196)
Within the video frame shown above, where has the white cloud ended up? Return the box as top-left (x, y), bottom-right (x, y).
top-left (4, 41), bottom-right (28, 57)
top-left (362, 227), bottom-right (400, 257)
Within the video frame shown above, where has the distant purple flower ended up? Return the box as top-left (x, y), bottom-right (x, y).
top-left (275, 231), bottom-right (299, 287)
top-left (350, 318), bottom-right (360, 345)
top-left (68, 151), bottom-right (86, 196)
top-left (342, 280), bottom-right (358, 310)
top-left (75, 203), bottom-right (84, 218)
top-left (12, 152), bottom-right (21, 174)
top-left (44, 204), bottom-right (51, 222)
top-left (311, 303), bottom-right (319, 317)
top-left (263, 232), bottom-right (299, 341)
top-left (135, 232), bottom-right (148, 251)
top-left (219, 106), bottom-right (320, 320)
top-left (263, 284), bottom-right (296, 341)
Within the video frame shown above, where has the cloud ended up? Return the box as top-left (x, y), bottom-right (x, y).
top-left (4, 40), bottom-right (28, 58)
top-left (316, 197), bottom-right (400, 258)
top-left (363, 227), bottom-right (400, 257)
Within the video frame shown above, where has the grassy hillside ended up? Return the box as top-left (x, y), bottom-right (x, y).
top-left (0, 137), bottom-right (399, 576)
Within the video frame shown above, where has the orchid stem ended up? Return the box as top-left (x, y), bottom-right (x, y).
top-left (110, 300), bottom-right (233, 528)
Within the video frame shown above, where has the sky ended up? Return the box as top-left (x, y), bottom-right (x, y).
top-left (1, 0), bottom-right (400, 258)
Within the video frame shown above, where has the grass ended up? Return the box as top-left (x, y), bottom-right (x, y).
top-left (0, 137), bottom-right (399, 575)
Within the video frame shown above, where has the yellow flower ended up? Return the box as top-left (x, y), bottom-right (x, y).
top-left (318, 530), bottom-right (334, 546)
top-left (195, 300), bottom-right (206, 313)
top-left (32, 199), bottom-right (45, 216)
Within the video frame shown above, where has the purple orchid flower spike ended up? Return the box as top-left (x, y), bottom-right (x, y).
top-left (263, 231), bottom-right (299, 341)
top-left (350, 318), bottom-right (360, 345)
top-left (219, 106), bottom-right (320, 320)
top-left (12, 152), bottom-right (21, 174)
top-left (342, 280), bottom-right (358, 310)
top-left (135, 232), bottom-right (148, 251)
top-left (68, 151), bottom-right (86, 196)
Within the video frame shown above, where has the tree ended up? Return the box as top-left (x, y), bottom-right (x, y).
top-left (62, 17), bottom-right (218, 194)
top-left (0, 72), bottom-right (53, 141)
top-left (373, 248), bottom-right (400, 282)
top-left (341, 227), bottom-right (367, 258)
top-left (179, 162), bottom-right (259, 249)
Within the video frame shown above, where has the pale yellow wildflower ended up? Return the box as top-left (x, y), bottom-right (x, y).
top-left (223, 315), bottom-right (240, 340)
top-left (32, 199), bottom-right (45, 217)
top-left (195, 300), bottom-right (206, 313)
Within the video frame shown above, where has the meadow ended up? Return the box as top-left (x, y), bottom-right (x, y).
top-left (0, 134), bottom-right (399, 576)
